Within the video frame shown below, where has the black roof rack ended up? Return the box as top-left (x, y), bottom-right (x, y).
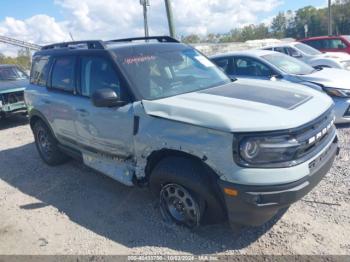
top-left (40, 36), bottom-right (180, 51)
top-left (41, 40), bottom-right (105, 50)
top-left (106, 36), bottom-right (179, 44)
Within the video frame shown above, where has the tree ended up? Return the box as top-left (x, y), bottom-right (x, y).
top-left (271, 12), bottom-right (287, 38)
top-left (181, 34), bottom-right (201, 43)
top-left (0, 49), bottom-right (31, 71)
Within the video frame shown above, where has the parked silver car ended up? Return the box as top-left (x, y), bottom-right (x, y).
top-left (262, 42), bottom-right (350, 71)
top-left (211, 50), bottom-right (350, 123)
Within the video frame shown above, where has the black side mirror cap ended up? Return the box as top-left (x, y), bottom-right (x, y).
top-left (92, 88), bottom-right (124, 107)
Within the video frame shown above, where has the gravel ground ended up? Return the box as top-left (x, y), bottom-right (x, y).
top-left (0, 116), bottom-right (349, 255)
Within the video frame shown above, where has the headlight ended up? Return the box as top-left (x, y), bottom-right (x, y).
top-left (324, 87), bottom-right (350, 98)
top-left (238, 135), bottom-right (300, 167)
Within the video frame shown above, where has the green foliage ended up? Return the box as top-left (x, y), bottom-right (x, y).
top-left (181, 34), bottom-right (202, 43)
top-left (0, 49), bottom-right (31, 71)
top-left (214, 23), bottom-right (270, 43)
top-left (271, 12), bottom-right (287, 38)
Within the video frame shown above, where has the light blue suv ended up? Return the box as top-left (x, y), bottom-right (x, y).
top-left (25, 37), bottom-right (339, 229)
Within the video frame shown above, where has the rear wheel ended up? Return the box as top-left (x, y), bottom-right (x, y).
top-left (33, 120), bottom-right (69, 166)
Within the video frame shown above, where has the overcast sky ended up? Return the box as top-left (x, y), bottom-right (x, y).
top-left (0, 0), bottom-right (327, 55)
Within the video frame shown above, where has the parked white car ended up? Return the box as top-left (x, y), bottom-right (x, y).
top-left (262, 42), bottom-right (350, 71)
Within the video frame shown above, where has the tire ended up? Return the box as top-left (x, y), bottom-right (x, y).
top-left (149, 156), bottom-right (226, 228)
top-left (33, 120), bottom-right (69, 166)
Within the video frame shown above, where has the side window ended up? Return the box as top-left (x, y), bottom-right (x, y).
top-left (51, 56), bottom-right (76, 92)
top-left (234, 57), bottom-right (273, 77)
top-left (274, 47), bottom-right (288, 54)
top-left (326, 39), bottom-right (347, 49)
top-left (286, 47), bottom-right (300, 56)
top-left (30, 56), bottom-right (50, 86)
top-left (213, 57), bottom-right (230, 73)
top-left (305, 40), bottom-right (322, 49)
top-left (80, 56), bottom-right (121, 97)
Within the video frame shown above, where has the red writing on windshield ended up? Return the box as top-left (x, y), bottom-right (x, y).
top-left (124, 55), bottom-right (156, 65)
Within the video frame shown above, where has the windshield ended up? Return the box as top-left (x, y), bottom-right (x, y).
top-left (0, 66), bottom-right (28, 81)
top-left (295, 43), bottom-right (322, 55)
top-left (344, 35), bottom-right (350, 42)
top-left (115, 47), bottom-right (230, 100)
top-left (262, 53), bottom-right (315, 75)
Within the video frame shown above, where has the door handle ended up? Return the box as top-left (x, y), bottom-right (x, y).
top-left (43, 99), bottom-right (51, 104)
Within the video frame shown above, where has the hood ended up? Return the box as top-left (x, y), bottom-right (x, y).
top-left (0, 79), bottom-right (28, 93)
top-left (296, 68), bottom-right (350, 90)
top-left (318, 52), bottom-right (350, 61)
top-left (142, 79), bottom-right (333, 133)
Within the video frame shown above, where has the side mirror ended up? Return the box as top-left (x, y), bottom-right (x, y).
top-left (270, 74), bottom-right (283, 81)
top-left (92, 88), bottom-right (123, 107)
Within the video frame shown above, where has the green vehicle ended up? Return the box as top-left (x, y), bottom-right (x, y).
top-left (0, 64), bottom-right (28, 119)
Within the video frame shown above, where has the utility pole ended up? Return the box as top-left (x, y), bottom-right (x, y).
top-left (140, 0), bottom-right (150, 37)
top-left (328, 0), bottom-right (333, 36)
top-left (164, 0), bottom-right (176, 38)
top-left (304, 24), bottom-right (308, 38)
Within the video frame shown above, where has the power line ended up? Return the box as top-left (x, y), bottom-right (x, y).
top-left (0, 35), bottom-right (41, 51)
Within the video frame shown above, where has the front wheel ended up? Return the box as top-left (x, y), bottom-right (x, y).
top-left (159, 183), bottom-right (204, 228)
top-left (149, 156), bottom-right (226, 228)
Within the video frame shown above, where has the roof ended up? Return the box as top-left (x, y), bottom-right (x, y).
top-left (210, 49), bottom-right (277, 59)
top-left (261, 41), bottom-right (299, 49)
top-left (300, 35), bottom-right (349, 41)
top-left (37, 36), bottom-right (182, 53)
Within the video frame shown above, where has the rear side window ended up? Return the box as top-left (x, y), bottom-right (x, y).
top-left (51, 56), bottom-right (76, 92)
top-left (30, 56), bottom-right (50, 86)
top-left (80, 56), bottom-right (120, 97)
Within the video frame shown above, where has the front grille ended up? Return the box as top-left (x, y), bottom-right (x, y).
top-left (0, 91), bottom-right (24, 105)
top-left (293, 109), bottom-right (335, 161)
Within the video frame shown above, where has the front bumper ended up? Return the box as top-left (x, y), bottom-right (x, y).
top-left (0, 101), bottom-right (27, 117)
top-left (218, 137), bottom-right (339, 226)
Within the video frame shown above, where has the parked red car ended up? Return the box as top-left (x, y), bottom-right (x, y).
top-left (300, 35), bottom-right (350, 54)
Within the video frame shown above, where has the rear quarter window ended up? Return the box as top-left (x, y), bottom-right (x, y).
top-left (30, 56), bottom-right (50, 86)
